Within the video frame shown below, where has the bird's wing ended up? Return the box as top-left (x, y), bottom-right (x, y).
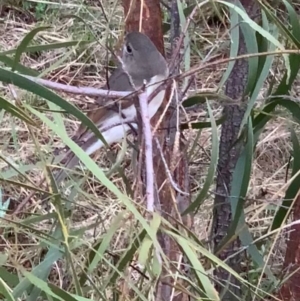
top-left (73, 66), bottom-right (135, 142)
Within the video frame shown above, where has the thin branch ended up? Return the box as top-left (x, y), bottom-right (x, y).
top-left (17, 49), bottom-right (299, 106)
top-left (23, 74), bottom-right (133, 99)
top-left (154, 136), bottom-right (189, 196)
top-left (138, 89), bottom-right (155, 211)
top-left (180, 49), bottom-right (300, 80)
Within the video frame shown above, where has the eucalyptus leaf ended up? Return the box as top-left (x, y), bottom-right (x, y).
top-left (0, 55), bottom-right (39, 76)
top-left (182, 101), bottom-right (219, 215)
top-left (0, 41), bottom-right (91, 56)
top-left (0, 278), bottom-right (15, 301)
top-left (181, 115), bottom-right (226, 130)
top-left (0, 67), bottom-right (107, 146)
top-left (0, 96), bottom-right (37, 126)
top-left (12, 26), bottom-right (51, 71)
top-left (271, 128), bottom-right (300, 230)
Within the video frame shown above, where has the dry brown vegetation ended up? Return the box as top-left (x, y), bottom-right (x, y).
top-left (1, 1), bottom-right (300, 300)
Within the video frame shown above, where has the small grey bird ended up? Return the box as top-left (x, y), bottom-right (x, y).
top-left (54, 31), bottom-right (169, 183)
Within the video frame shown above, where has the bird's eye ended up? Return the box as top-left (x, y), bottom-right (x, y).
top-left (126, 44), bottom-right (132, 54)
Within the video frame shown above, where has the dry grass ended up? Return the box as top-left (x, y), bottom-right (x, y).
top-left (1, 0), bottom-right (299, 297)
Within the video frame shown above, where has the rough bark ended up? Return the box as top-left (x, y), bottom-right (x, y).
top-left (212, 0), bottom-right (258, 299)
top-left (276, 192), bottom-right (300, 301)
top-left (122, 0), bottom-right (165, 56)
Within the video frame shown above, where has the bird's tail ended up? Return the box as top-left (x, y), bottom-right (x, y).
top-left (53, 122), bottom-right (137, 185)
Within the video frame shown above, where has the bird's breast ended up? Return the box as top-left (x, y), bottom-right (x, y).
top-left (146, 75), bottom-right (167, 119)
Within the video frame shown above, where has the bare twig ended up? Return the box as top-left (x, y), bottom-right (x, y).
top-left (17, 49), bottom-right (298, 108)
top-left (12, 178), bottom-right (47, 216)
top-left (23, 74), bottom-right (133, 99)
top-left (154, 136), bottom-right (189, 196)
top-left (180, 49), bottom-right (300, 80)
top-left (138, 89), bottom-right (155, 211)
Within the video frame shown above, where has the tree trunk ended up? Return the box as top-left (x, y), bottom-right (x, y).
top-left (276, 192), bottom-right (300, 301)
top-left (212, 0), bottom-right (258, 299)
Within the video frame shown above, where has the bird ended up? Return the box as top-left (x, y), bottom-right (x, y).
top-left (53, 31), bottom-right (169, 184)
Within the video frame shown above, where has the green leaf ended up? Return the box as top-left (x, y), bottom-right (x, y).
top-left (218, 0), bottom-right (291, 80)
top-left (19, 269), bottom-right (79, 301)
top-left (238, 3), bottom-right (258, 96)
top-left (182, 93), bottom-right (234, 107)
top-left (182, 96), bottom-right (206, 107)
top-left (0, 55), bottom-right (39, 76)
top-left (217, 118), bottom-right (276, 282)
top-left (0, 177), bottom-right (52, 196)
top-left (258, 0), bottom-right (300, 48)
top-left (48, 284), bottom-right (82, 301)
top-left (21, 211), bottom-right (71, 226)
top-left (13, 247), bottom-right (62, 299)
top-left (138, 237), bottom-right (153, 266)
top-left (254, 98), bottom-right (300, 135)
top-left (12, 26), bottom-right (51, 71)
top-left (240, 18), bottom-right (278, 131)
top-left (255, 12), bottom-right (270, 76)
top-left (106, 229), bottom-right (147, 286)
top-left (0, 67), bottom-right (107, 146)
top-left (79, 240), bottom-right (103, 291)
top-left (0, 187), bottom-right (10, 218)
top-left (25, 106), bottom-right (164, 279)
top-left (181, 115), bottom-right (225, 130)
top-left (0, 277), bottom-right (15, 301)
top-left (0, 40), bottom-right (91, 56)
top-left (283, 0), bottom-right (300, 42)
top-left (253, 0), bottom-right (300, 111)
top-left (177, 0), bottom-right (190, 89)
top-left (86, 212), bottom-right (125, 274)
top-left (152, 249), bottom-right (162, 278)
top-left (0, 267), bottom-right (19, 287)
top-left (230, 119), bottom-right (254, 231)
top-left (0, 96), bottom-right (37, 126)
top-left (271, 127), bottom-right (300, 230)
top-left (218, 7), bottom-right (239, 89)
top-left (182, 101), bottom-right (219, 215)
top-left (170, 232), bottom-right (219, 300)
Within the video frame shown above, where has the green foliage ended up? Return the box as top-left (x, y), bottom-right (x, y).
top-left (22, 1), bottom-right (48, 20)
top-left (1, 0), bottom-right (300, 300)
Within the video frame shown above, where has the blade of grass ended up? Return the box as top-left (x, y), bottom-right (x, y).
top-left (271, 127), bottom-right (300, 230)
top-left (0, 278), bottom-right (15, 301)
top-left (218, 7), bottom-right (239, 90)
top-left (218, 0), bottom-right (291, 81)
top-left (0, 96), bottom-right (37, 126)
top-left (182, 100), bottom-right (219, 214)
top-left (0, 67), bottom-right (107, 146)
top-left (12, 26), bottom-right (51, 72)
top-left (25, 105), bottom-right (163, 257)
top-left (0, 40), bottom-right (91, 56)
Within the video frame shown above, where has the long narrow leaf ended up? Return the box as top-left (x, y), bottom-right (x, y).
top-left (12, 26), bottom-right (51, 71)
top-left (218, 7), bottom-right (239, 89)
top-left (182, 100), bottom-right (219, 215)
top-left (240, 20), bottom-right (278, 131)
top-left (0, 67), bottom-right (107, 146)
top-left (25, 105), bottom-right (162, 255)
top-left (271, 128), bottom-right (300, 230)
top-left (0, 40), bottom-right (91, 56)
top-left (0, 55), bottom-right (39, 76)
top-left (0, 96), bottom-right (36, 126)
top-left (218, 0), bottom-right (290, 80)
top-left (0, 278), bottom-right (15, 301)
